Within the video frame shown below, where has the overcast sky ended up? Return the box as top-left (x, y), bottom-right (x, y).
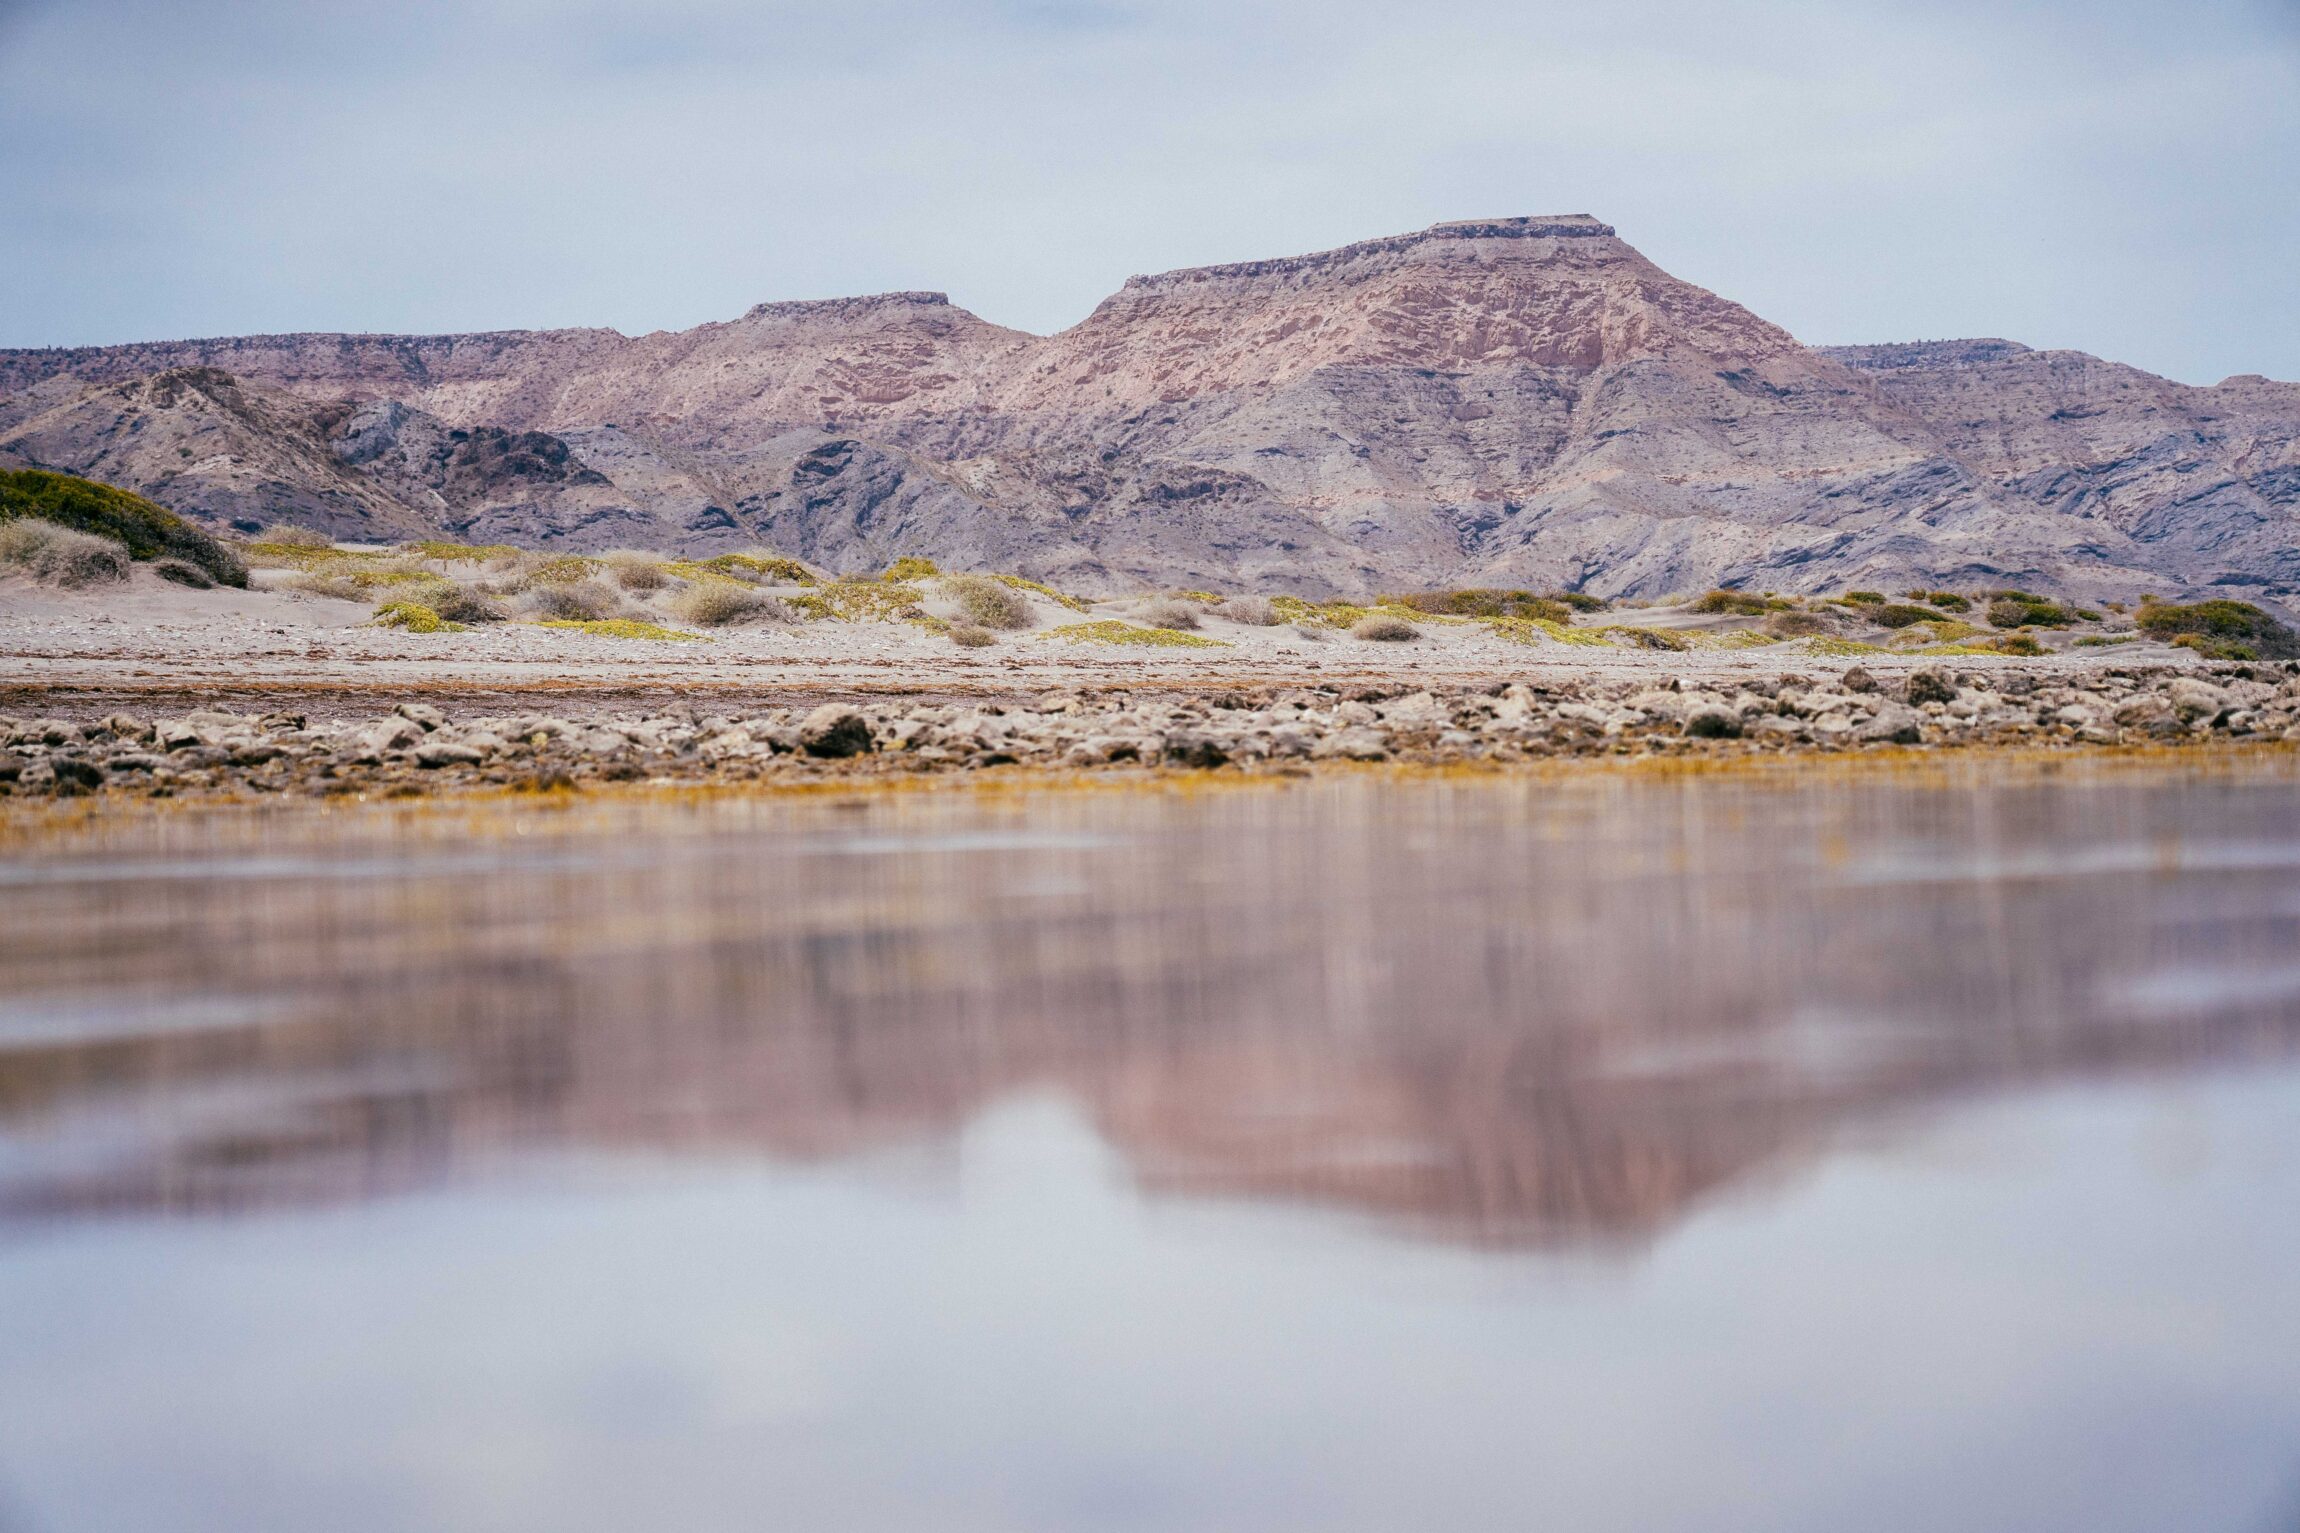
top-left (2, 0), bottom-right (2295, 382)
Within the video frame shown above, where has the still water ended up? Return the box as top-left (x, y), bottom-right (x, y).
top-left (3, 764), bottom-right (2299, 1532)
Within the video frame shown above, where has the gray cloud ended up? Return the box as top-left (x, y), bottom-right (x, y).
top-left (0, 0), bottom-right (2293, 383)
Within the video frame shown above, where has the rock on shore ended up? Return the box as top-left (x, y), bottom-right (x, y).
top-left (5, 663), bottom-right (2296, 801)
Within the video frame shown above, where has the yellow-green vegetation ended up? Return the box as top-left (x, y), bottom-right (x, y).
top-left (2136, 597), bottom-right (2294, 659)
top-left (399, 539), bottom-right (517, 562)
top-left (525, 554), bottom-right (606, 586)
top-left (883, 556), bottom-right (940, 581)
top-left (1269, 595), bottom-right (1443, 630)
top-left (1040, 620), bottom-right (1228, 648)
top-left (1599, 625), bottom-right (1688, 652)
top-left (1919, 591), bottom-right (1972, 612)
top-left (1388, 588), bottom-right (1574, 622)
top-left (1871, 602), bottom-right (1944, 628)
top-left (1679, 629), bottom-right (1783, 650)
top-left (1172, 589), bottom-right (1222, 604)
top-left (1988, 632), bottom-right (2047, 656)
top-left (372, 601), bottom-right (466, 633)
top-left (1485, 616), bottom-right (1611, 647)
top-left (0, 468), bottom-right (247, 585)
top-left (792, 579), bottom-right (927, 621)
top-left (1888, 618), bottom-right (1985, 646)
top-left (682, 552), bottom-right (816, 585)
top-left (993, 573), bottom-right (1090, 611)
top-left (1803, 637), bottom-right (1888, 657)
top-left (1687, 589), bottom-right (1792, 616)
top-left (2075, 634), bottom-right (2141, 648)
top-left (1843, 590), bottom-right (1887, 605)
top-left (536, 618), bottom-right (705, 641)
top-left (1987, 596), bottom-right (2093, 628)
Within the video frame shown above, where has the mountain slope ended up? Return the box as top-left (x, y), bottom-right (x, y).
top-left (3, 217), bottom-right (2293, 601)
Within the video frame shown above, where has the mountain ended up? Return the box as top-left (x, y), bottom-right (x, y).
top-left (4, 216), bottom-right (2294, 601)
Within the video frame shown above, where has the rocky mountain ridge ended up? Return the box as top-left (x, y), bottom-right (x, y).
top-left (3, 215), bottom-right (2293, 602)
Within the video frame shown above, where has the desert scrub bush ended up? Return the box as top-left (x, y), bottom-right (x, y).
top-left (1988, 632), bottom-right (2047, 656)
top-left (1040, 620), bottom-right (1227, 648)
top-left (1679, 629), bottom-right (1784, 650)
top-left (883, 556), bottom-right (939, 581)
top-left (258, 524), bottom-right (334, 549)
top-left (943, 573), bottom-right (1033, 630)
top-left (522, 579), bottom-right (623, 621)
top-left (1388, 588), bottom-right (1571, 621)
top-left (1843, 590), bottom-right (1887, 605)
top-left (994, 574), bottom-right (1090, 611)
top-left (1871, 603), bottom-right (1942, 628)
top-left (1136, 598), bottom-right (1203, 630)
top-left (1764, 610), bottom-right (1833, 638)
top-left (0, 518), bottom-right (132, 587)
top-left (0, 468), bottom-right (247, 585)
top-left (2136, 597), bottom-right (2296, 657)
top-left (1269, 596), bottom-right (1370, 629)
top-left (1988, 598), bottom-right (2084, 629)
top-left (152, 557), bottom-right (214, 588)
top-left (537, 617), bottom-right (704, 642)
top-left (1687, 589), bottom-right (1789, 616)
top-left (1487, 616), bottom-right (1609, 647)
top-left (600, 550), bottom-right (672, 591)
top-left (372, 600), bottom-right (466, 633)
top-left (1290, 622), bottom-right (1331, 642)
top-left (1216, 595), bottom-right (1278, 625)
top-left (1921, 591), bottom-right (1972, 612)
top-left (949, 622), bottom-right (998, 648)
top-left (670, 582), bottom-right (786, 627)
top-left (674, 552), bottom-right (817, 585)
top-left (1352, 615), bottom-right (1421, 642)
top-left (417, 581), bottom-right (509, 624)
top-left (1600, 625), bottom-right (1688, 652)
top-left (400, 539), bottom-right (516, 563)
top-left (1802, 636), bottom-right (1887, 657)
top-left (2075, 634), bottom-right (2141, 647)
top-left (1549, 591), bottom-right (1609, 613)
top-left (792, 579), bottom-right (926, 621)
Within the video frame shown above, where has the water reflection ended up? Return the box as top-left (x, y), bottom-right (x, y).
top-left (5, 767), bottom-right (2299, 1246)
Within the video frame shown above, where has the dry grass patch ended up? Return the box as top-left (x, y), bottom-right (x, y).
top-left (0, 519), bottom-right (132, 587)
top-left (1352, 615), bottom-right (1421, 641)
top-left (943, 573), bottom-right (1034, 630)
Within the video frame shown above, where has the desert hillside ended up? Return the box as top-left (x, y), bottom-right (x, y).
top-left (4, 217), bottom-right (2294, 603)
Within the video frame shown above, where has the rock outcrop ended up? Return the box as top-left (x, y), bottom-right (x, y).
top-left (3, 217), bottom-right (2295, 602)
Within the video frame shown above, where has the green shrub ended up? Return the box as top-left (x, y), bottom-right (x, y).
top-left (2136, 598), bottom-right (2294, 656)
top-left (1687, 589), bottom-right (1786, 616)
top-left (1765, 610), bottom-right (1831, 638)
top-left (1388, 588), bottom-right (1572, 621)
top-left (1041, 620), bottom-right (1226, 648)
top-left (0, 468), bottom-right (247, 585)
top-left (537, 618), bottom-right (703, 642)
top-left (1550, 591), bottom-right (1609, 613)
top-left (1843, 590), bottom-right (1886, 605)
top-left (1871, 603), bottom-right (1939, 629)
top-left (883, 556), bottom-right (939, 581)
top-left (1923, 591), bottom-right (1971, 612)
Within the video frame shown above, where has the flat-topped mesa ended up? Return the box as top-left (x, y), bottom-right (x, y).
top-left (1116, 214), bottom-right (1626, 292)
top-left (737, 291), bottom-right (956, 323)
top-left (1008, 212), bottom-right (1802, 404)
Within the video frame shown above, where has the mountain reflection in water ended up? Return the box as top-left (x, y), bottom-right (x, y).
top-left (5, 766), bottom-right (2299, 1245)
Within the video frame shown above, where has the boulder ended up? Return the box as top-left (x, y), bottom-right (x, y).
top-left (799, 705), bottom-right (875, 758)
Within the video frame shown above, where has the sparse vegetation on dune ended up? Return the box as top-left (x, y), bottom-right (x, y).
top-left (0, 518), bottom-right (133, 587)
top-left (1040, 620), bottom-right (1227, 648)
top-left (883, 556), bottom-right (939, 581)
top-left (1387, 588), bottom-right (1575, 622)
top-left (372, 600), bottom-right (465, 633)
top-left (0, 468), bottom-right (247, 585)
top-left (600, 549), bottom-right (672, 590)
top-left (1686, 589), bottom-right (1790, 616)
top-left (669, 582), bottom-right (788, 627)
top-left (949, 622), bottom-right (998, 648)
top-left (793, 579), bottom-right (927, 621)
top-left (994, 573), bottom-right (1090, 612)
top-left (2137, 597), bottom-right (2296, 659)
top-left (521, 580), bottom-right (623, 622)
top-left (1352, 615), bottom-right (1421, 642)
top-left (1217, 595), bottom-right (1277, 625)
top-left (1135, 598), bottom-right (1203, 631)
top-left (537, 617), bottom-right (704, 641)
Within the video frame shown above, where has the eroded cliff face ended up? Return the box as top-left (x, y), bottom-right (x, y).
top-left (3, 218), bottom-right (2293, 601)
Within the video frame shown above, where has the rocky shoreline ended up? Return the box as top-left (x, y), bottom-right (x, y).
top-left (4, 661), bottom-right (2296, 801)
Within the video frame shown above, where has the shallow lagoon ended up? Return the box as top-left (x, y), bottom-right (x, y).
top-left (3, 762), bottom-right (2299, 1532)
